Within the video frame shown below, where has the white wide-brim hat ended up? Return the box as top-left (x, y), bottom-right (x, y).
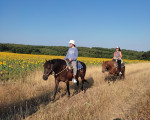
top-left (116, 46), bottom-right (120, 49)
top-left (69, 40), bottom-right (75, 45)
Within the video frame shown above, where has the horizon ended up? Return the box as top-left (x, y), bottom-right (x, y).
top-left (0, 0), bottom-right (150, 51)
top-left (0, 42), bottom-right (147, 52)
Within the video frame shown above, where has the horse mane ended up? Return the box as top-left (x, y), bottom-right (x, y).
top-left (103, 61), bottom-right (114, 65)
top-left (45, 59), bottom-right (66, 65)
top-left (48, 59), bottom-right (66, 70)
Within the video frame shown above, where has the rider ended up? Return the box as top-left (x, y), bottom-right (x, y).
top-left (113, 46), bottom-right (122, 75)
top-left (65, 40), bottom-right (78, 83)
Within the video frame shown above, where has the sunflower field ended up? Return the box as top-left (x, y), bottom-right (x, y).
top-left (0, 52), bottom-right (149, 81)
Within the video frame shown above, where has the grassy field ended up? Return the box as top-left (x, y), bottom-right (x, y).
top-left (0, 56), bottom-right (150, 120)
top-left (0, 52), bottom-right (150, 119)
top-left (0, 52), bottom-right (148, 81)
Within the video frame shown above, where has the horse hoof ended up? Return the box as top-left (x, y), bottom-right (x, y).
top-left (51, 98), bottom-right (55, 102)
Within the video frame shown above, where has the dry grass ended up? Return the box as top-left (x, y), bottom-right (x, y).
top-left (0, 62), bottom-right (150, 120)
top-left (0, 71), bottom-right (53, 119)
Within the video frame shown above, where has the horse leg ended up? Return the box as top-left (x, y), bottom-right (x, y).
top-left (123, 67), bottom-right (125, 79)
top-left (66, 81), bottom-right (70, 97)
top-left (53, 80), bottom-right (59, 101)
top-left (121, 67), bottom-right (125, 80)
top-left (81, 80), bottom-right (84, 91)
top-left (75, 78), bottom-right (80, 93)
top-left (81, 78), bottom-right (89, 91)
top-left (84, 79), bottom-right (89, 84)
top-left (122, 72), bottom-right (125, 79)
top-left (76, 78), bottom-right (79, 86)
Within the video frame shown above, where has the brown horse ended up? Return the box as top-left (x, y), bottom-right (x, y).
top-left (102, 61), bottom-right (125, 80)
top-left (43, 59), bottom-right (88, 101)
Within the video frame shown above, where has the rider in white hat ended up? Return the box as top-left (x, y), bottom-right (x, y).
top-left (113, 46), bottom-right (122, 75)
top-left (65, 40), bottom-right (78, 83)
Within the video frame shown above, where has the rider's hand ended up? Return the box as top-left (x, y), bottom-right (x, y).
top-left (69, 58), bottom-right (72, 62)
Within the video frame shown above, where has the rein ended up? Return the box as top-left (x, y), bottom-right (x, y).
top-left (109, 66), bottom-right (117, 73)
top-left (55, 66), bottom-right (68, 76)
top-left (54, 59), bottom-right (70, 76)
top-left (55, 60), bottom-right (72, 76)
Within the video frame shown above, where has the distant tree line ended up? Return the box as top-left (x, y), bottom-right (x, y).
top-left (0, 43), bottom-right (149, 60)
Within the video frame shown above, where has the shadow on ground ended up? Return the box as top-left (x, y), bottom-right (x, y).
top-left (0, 90), bottom-right (52, 120)
top-left (104, 75), bottom-right (124, 84)
top-left (60, 77), bottom-right (94, 98)
top-left (0, 77), bottom-right (94, 120)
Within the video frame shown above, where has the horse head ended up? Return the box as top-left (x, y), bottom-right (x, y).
top-left (102, 61), bottom-right (109, 73)
top-left (43, 60), bottom-right (55, 80)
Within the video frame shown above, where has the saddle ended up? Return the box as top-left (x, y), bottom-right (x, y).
top-left (113, 60), bottom-right (125, 68)
top-left (65, 60), bottom-right (83, 70)
top-left (65, 60), bottom-right (73, 70)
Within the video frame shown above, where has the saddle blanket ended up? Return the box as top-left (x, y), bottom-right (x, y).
top-left (121, 63), bottom-right (125, 67)
top-left (77, 61), bottom-right (83, 70)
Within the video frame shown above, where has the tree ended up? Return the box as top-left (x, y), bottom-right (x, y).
top-left (142, 51), bottom-right (150, 60)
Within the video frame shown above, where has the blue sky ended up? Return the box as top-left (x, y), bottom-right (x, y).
top-left (0, 0), bottom-right (150, 51)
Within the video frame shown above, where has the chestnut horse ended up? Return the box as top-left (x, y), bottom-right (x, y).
top-left (43, 59), bottom-right (88, 101)
top-left (102, 61), bottom-right (125, 80)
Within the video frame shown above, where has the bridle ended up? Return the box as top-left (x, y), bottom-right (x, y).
top-left (102, 64), bottom-right (108, 72)
top-left (43, 64), bottom-right (54, 76)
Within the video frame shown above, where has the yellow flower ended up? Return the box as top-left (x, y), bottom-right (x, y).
top-left (0, 51), bottom-right (149, 76)
top-left (3, 61), bottom-right (6, 65)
